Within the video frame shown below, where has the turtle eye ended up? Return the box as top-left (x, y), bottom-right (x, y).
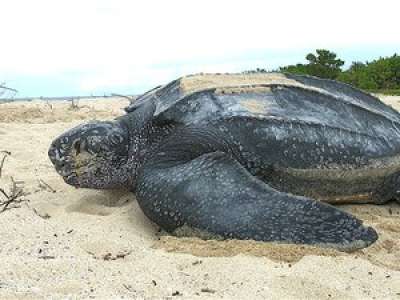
top-left (109, 133), bottom-right (124, 145)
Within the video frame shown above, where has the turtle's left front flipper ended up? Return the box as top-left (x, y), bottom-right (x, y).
top-left (136, 126), bottom-right (378, 251)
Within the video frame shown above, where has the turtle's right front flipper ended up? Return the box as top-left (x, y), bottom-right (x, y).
top-left (136, 126), bottom-right (378, 251)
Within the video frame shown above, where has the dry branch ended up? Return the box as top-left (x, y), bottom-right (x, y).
top-left (45, 100), bottom-right (53, 110)
top-left (68, 98), bottom-right (80, 110)
top-left (0, 84), bottom-right (17, 93)
top-left (31, 206), bottom-right (51, 219)
top-left (0, 84), bottom-right (18, 99)
top-left (68, 98), bottom-right (90, 110)
top-left (38, 179), bottom-right (56, 193)
top-left (0, 177), bottom-right (28, 213)
top-left (0, 151), bottom-right (11, 178)
top-left (111, 93), bottom-right (135, 101)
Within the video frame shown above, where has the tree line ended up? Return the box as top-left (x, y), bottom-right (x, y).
top-left (246, 49), bottom-right (400, 95)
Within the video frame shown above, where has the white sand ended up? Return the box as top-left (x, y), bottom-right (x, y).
top-left (0, 96), bottom-right (399, 299)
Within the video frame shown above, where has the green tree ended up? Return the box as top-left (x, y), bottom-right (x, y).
top-left (339, 54), bottom-right (400, 93)
top-left (280, 49), bottom-right (345, 79)
top-left (244, 50), bottom-right (400, 94)
top-left (337, 61), bottom-right (378, 90)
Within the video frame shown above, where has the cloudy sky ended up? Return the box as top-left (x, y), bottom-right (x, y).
top-left (1, 0), bottom-right (399, 97)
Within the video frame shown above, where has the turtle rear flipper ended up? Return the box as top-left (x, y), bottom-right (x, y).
top-left (136, 126), bottom-right (378, 251)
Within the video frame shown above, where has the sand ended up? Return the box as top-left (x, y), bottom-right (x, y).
top-left (0, 96), bottom-right (399, 299)
top-left (180, 73), bottom-right (298, 94)
top-left (178, 73), bottom-right (331, 98)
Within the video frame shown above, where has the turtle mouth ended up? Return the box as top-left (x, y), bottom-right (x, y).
top-left (64, 172), bottom-right (80, 186)
top-left (53, 161), bottom-right (81, 186)
top-left (48, 141), bottom-right (91, 187)
top-left (55, 163), bottom-right (94, 188)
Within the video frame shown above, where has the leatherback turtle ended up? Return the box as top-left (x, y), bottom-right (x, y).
top-left (48, 73), bottom-right (400, 251)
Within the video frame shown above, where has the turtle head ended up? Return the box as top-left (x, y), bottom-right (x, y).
top-left (48, 120), bottom-right (131, 189)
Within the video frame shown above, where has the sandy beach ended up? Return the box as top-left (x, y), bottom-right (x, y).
top-left (0, 96), bottom-right (399, 299)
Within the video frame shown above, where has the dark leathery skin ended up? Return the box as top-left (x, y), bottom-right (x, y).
top-left (49, 73), bottom-right (400, 250)
top-left (137, 125), bottom-right (378, 251)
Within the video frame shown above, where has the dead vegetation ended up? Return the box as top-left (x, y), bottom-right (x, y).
top-left (86, 249), bottom-right (132, 261)
top-left (68, 98), bottom-right (91, 111)
top-left (0, 151), bottom-right (11, 178)
top-left (0, 151), bottom-right (29, 213)
top-left (0, 177), bottom-right (28, 213)
top-left (0, 83), bottom-right (18, 99)
top-left (68, 98), bottom-right (80, 110)
top-left (111, 93), bottom-right (136, 102)
top-left (38, 179), bottom-right (56, 193)
top-left (45, 100), bottom-right (53, 110)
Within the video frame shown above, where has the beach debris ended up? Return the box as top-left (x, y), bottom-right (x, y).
top-left (201, 288), bottom-right (216, 294)
top-left (0, 151), bottom-right (11, 178)
top-left (0, 177), bottom-right (28, 213)
top-left (31, 206), bottom-right (51, 219)
top-left (86, 249), bottom-right (132, 261)
top-left (122, 284), bottom-right (136, 293)
top-left (38, 255), bottom-right (56, 260)
top-left (192, 260), bottom-right (202, 265)
top-left (68, 97), bottom-right (80, 110)
top-left (67, 97), bottom-right (91, 111)
top-left (38, 179), bottom-right (56, 193)
top-left (111, 93), bottom-right (136, 102)
top-left (172, 291), bottom-right (182, 296)
top-left (45, 100), bottom-right (53, 110)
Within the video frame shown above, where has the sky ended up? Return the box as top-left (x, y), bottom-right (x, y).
top-left (1, 0), bottom-right (400, 97)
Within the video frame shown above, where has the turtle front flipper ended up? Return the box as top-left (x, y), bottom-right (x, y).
top-left (136, 126), bottom-right (378, 251)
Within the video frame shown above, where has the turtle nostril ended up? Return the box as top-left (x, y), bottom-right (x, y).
top-left (74, 141), bottom-right (81, 155)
